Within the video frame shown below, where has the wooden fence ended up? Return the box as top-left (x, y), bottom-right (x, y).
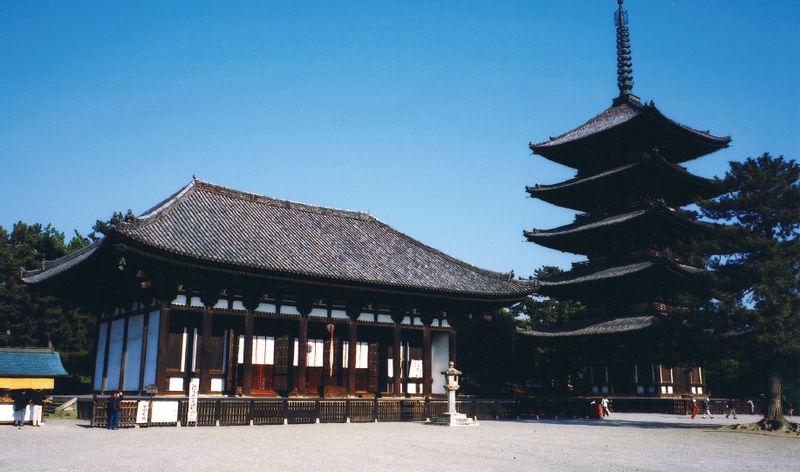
top-left (91, 397), bottom-right (519, 428)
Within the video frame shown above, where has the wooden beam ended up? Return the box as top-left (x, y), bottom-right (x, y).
top-left (100, 312), bottom-right (113, 393)
top-left (392, 313), bottom-right (403, 396)
top-left (118, 315), bottom-right (130, 392)
top-left (138, 308), bottom-right (150, 395)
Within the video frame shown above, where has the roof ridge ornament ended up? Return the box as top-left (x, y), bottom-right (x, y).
top-left (613, 0), bottom-right (640, 106)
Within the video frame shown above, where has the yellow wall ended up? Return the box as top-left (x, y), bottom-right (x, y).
top-left (0, 377), bottom-right (54, 389)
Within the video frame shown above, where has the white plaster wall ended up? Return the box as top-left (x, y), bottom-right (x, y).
top-left (105, 318), bottom-right (125, 390)
top-left (431, 332), bottom-right (450, 395)
top-left (123, 314), bottom-right (144, 391)
top-left (143, 311), bottom-right (160, 387)
top-left (93, 322), bottom-right (108, 391)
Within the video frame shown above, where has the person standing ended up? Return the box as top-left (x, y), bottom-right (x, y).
top-left (107, 391), bottom-right (123, 430)
top-left (702, 397), bottom-right (714, 419)
top-left (690, 398), bottom-right (698, 420)
top-left (746, 399), bottom-right (755, 415)
top-left (30, 390), bottom-right (47, 427)
top-left (725, 398), bottom-right (738, 419)
top-left (12, 390), bottom-right (29, 429)
top-left (601, 396), bottom-right (610, 417)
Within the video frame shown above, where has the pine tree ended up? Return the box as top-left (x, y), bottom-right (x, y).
top-left (698, 153), bottom-right (800, 430)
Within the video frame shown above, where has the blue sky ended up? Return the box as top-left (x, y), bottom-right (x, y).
top-left (1, 1), bottom-right (798, 277)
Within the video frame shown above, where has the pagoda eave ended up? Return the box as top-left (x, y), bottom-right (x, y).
top-left (526, 154), bottom-right (726, 212)
top-left (524, 206), bottom-right (718, 254)
top-left (530, 103), bottom-right (730, 170)
top-left (518, 314), bottom-right (659, 338)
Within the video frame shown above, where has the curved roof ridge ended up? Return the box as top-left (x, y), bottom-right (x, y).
top-left (525, 208), bottom-right (649, 238)
top-left (647, 103), bottom-right (731, 144)
top-left (531, 101), bottom-right (643, 150)
top-left (192, 179), bottom-right (373, 222)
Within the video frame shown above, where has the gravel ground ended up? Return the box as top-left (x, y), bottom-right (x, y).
top-left (0, 413), bottom-right (796, 472)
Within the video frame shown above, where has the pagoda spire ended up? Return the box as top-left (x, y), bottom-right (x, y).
top-left (613, 0), bottom-right (639, 105)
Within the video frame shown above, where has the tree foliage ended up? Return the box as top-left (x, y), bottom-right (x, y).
top-left (698, 153), bottom-right (800, 427)
top-left (0, 222), bottom-right (96, 389)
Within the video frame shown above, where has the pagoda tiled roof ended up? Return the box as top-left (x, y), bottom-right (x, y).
top-left (23, 180), bottom-right (531, 299)
top-left (518, 315), bottom-right (657, 337)
top-left (526, 153), bottom-right (724, 212)
top-left (0, 348), bottom-right (69, 377)
top-left (529, 99), bottom-right (730, 169)
top-left (536, 259), bottom-right (705, 288)
top-left (524, 205), bottom-right (717, 254)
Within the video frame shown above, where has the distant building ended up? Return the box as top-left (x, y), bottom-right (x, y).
top-left (0, 347), bottom-right (68, 391)
top-left (23, 180), bottom-right (531, 397)
top-left (520, 0), bottom-right (728, 397)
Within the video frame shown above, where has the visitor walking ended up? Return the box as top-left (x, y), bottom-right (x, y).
top-left (701, 397), bottom-right (714, 419)
top-left (725, 398), bottom-right (738, 419)
top-left (746, 399), bottom-right (755, 415)
top-left (107, 391), bottom-right (123, 430)
top-left (786, 401), bottom-right (794, 418)
top-left (690, 398), bottom-right (697, 420)
top-left (601, 396), bottom-right (610, 417)
top-left (12, 390), bottom-right (29, 429)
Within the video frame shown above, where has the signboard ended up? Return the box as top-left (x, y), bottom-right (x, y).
top-left (150, 401), bottom-right (179, 423)
top-left (187, 378), bottom-right (199, 423)
top-left (135, 401), bottom-right (150, 424)
top-left (409, 359), bottom-right (423, 378)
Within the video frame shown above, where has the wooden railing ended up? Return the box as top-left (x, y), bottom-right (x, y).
top-left (90, 397), bottom-right (519, 428)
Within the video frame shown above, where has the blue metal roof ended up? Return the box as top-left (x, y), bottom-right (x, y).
top-left (0, 348), bottom-right (69, 377)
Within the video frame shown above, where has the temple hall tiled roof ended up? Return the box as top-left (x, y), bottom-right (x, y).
top-left (0, 348), bottom-right (69, 377)
top-left (24, 180), bottom-right (531, 298)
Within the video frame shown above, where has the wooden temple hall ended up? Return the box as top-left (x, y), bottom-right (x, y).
top-left (520, 0), bottom-right (729, 397)
top-left (23, 180), bottom-right (532, 398)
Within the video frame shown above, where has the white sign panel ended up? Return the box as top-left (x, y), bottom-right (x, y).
top-left (409, 359), bottom-right (423, 378)
top-left (135, 401), bottom-right (150, 424)
top-left (150, 401), bottom-right (179, 423)
top-left (187, 378), bottom-right (199, 423)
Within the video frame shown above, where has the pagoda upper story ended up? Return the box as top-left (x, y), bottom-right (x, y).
top-left (525, 0), bottom-right (730, 336)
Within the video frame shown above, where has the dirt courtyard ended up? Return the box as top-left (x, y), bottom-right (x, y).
top-left (0, 413), bottom-right (796, 471)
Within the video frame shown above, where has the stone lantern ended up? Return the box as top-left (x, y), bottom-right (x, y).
top-left (430, 361), bottom-right (477, 427)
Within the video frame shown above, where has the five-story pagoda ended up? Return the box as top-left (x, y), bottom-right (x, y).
top-left (523, 0), bottom-right (730, 397)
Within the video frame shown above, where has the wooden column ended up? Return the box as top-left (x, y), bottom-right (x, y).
top-left (297, 315), bottom-right (309, 395)
top-left (347, 320), bottom-right (358, 395)
top-left (100, 311), bottom-right (113, 393)
top-left (138, 308), bottom-right (150, 395)
top-left (446, 315), bottom-right (458, 367)
top-left (155, 304), bottom-right (171, 394)
top-left (391, 312), bottom-right (403, 396)
top-left (422, 316), bottom-right (432, 398)
top-left (199, 306), bottom-right (214, 393)
top-left (118, 315), bottom-right (130, 392)
top-left (243, 310), bottom-right (254, 396)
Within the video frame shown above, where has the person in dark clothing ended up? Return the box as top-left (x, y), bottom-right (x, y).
top-left (725, 398), bottom-right (738, 419)
top-left (12, 390), bottom-right (29, 428)
top-left (107, 391), bottom-right (123, 430)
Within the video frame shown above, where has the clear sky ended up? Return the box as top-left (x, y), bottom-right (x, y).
top-left (1, 1), bottom-right (798, 277)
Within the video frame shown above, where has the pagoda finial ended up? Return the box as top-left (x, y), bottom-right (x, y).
top-left (613, 0), bottom-right (638, 105)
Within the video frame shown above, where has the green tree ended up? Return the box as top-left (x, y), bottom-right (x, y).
top-left (698, 153), bottom-right (800, 429)
top-left (0, 222), bottom-right (96, 389)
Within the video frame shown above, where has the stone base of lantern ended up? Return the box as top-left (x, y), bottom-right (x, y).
top-left (429, 412), bottom-right (479, 427)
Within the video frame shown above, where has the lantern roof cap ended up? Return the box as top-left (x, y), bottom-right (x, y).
top-left (442, 361), bottom-right (462, 376)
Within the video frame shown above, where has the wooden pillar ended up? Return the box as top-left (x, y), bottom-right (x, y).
top-left (422, 316), bottom-right (432, 398)
top-left (155, 304), bottom-right (171, 394)
top-left (100, 311), bottom-right (113, 393)
top-left (243, 310), bottom-right (254, 396)
top-left (199, 306), bottom-right (214, 393)
top-left (447, 316), bottom-right (458, 367)
top-left (118, 315), bottom-right (130, 392)
top-left (297, 315), bottom-right (309, 395)
top-left (391, 312), bottom-right (403, 396)
top-left (138, 308), bottom-right (150, 395)
top-left (347, 320), bottom-right (357, 395)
